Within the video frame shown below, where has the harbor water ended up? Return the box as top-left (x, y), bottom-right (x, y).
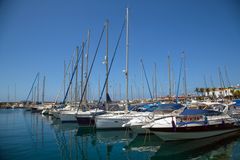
top-left (1, 109), bottom-right (240, 160)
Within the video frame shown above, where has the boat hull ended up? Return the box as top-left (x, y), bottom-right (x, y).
top-left (76, 116), bottom-right (95, 125)
top-left (151, 124), bottom-right (240, 141)
top-left (95, 117), bottom-right (131, 129)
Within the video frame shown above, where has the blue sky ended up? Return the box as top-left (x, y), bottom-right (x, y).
top-left (0, 0), bottom-right (240, 101)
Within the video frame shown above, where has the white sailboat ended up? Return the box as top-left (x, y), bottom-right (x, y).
top-left (95, 8), bottom-right (135, 130)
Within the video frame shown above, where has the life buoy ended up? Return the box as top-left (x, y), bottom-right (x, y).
top-left (148, 113), bottom-right (154, 119)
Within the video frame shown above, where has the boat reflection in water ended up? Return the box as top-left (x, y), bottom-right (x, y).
top-left (49, 115), bottom-right (240, 160)
top-left (151, 131), bottom-right (240, 160)
top-left (123, 134), bottom-right (162, 159)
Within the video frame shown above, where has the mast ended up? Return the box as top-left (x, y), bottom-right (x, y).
top-left (183, 52), bottom-right (187, 102)
top-left (37, 73), bottom-right (40, 103)
top-left (210, 75), bottom-right (215, 88)
top-left (154, 63), bottom-right (157, 100)
top-left (204, 75), bottom-right (208, 88)
top-left (105, 20), bottom-right (109, 110)
top-left (140, 59), bottom-right (153, 100)
top-left (85, 30), bottom-right (90, 102)
top-left (224, 65), bottom-right (231, 87)
top-left (64, 60), bottom-right (66, 98)
top-left (75, 46), bottom-right (79, 107)
top-left (142, 67), bottom-right (144, 99)
top-left (33, 86), bottom-right (36, 104)
top-left (131, 84), bottom-right (133, 100)
top-left (7, 85), bottom-right (10, 103)
top-left (81, 42), bottom-right (84, 98)
top-left (125, 7), bottom-right (129, 112)
top-left (119, 83), bottom-right (121, 100)
top-left (42, 76), bottom-right (45, 104)
top-left (218, 67), bottom-right (225, 88)
top-left (14, 83), bottom-right (16, 102)
top-left (98, 75), bottom-right (100, 98)
top-left (168, 55), bottom-right (172, 100)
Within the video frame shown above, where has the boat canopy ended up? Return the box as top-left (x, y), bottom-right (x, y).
top-left (180, 108), bottom-right (221, 116)
top-left (233, 99), bottom-right (240, 107)
top-left (154, 103), bottom-right (183, 111)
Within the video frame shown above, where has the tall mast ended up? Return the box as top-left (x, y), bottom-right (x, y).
top-left (119, 83), bottom-right (121, 100)
top-left (42, 76), bottom-right (45, 104)
top-left (37, 73), bottom-right (40, 103)
top-left (224, 65), bottom-right (231, 87)
top-left (105, 20), bottom-right (109, 110)
top-left (8, 85), bottom-right (10, 103)
top-left (168, 55), bottom-right (172, 100)
top-left (131, 85), bottom-right (133, 100)
top-left (33, 86), bottom-right (36, 104)
top-left (183, 52), bottom-right (187, 101)
top-left (142, 67), bottom-right (144, 99)
top-left (81, 42), bottom-right (85, 98)
top-left (154, 63), bottom-right (157, 100)
top-left (218, 67), bottom-right (225, 88)
top-left (98, 75), bottom-right (100, 98)
top-left (64, 60), bottom-right (66, 98)
top-left (14, 83), bottom-right (16, 102)
top-left (141, 59), bottom-right (153, 100)
top-left (204, 75), bottom-right (208, 88)
top-left (125, 7), bottom-right (129, 112)
top-left (210, 75), bottom-right (215, 88)
top-left (85, 30), bottom-right (90, 102)
top-left (75, 46), bottom-right (79, 107)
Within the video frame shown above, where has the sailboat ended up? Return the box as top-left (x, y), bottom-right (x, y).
top-left (95, 8), bottom-right (138, 130)
top-left (75, 25), bottom-right (107, 125)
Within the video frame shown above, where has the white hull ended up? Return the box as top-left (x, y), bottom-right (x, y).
top-left (95, 116), bottom-right (131, 129)
top-left (95, 112), bottom-right (148, 129)
top-left (153, 128), bottom-right (239, 141)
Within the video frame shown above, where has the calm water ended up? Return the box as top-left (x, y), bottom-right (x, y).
top-left (1, 109), bottom-right (240, 160)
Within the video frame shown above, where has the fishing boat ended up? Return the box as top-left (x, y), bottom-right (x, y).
top-left (142, 106), bottom-right (239, 141)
